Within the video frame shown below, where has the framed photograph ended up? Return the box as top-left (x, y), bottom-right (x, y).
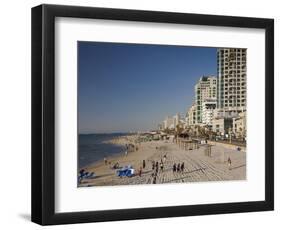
top-left (31, 4), bottom-right (274, 225)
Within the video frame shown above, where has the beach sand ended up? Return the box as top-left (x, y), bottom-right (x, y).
top-left (78, 137), bottom-right (246, 187)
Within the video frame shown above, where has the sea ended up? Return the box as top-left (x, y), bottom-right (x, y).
top-left (78, 133), bottom-right (128, 169)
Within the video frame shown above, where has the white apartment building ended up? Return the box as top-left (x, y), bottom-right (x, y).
top-left (202, 99), bottom-right (217, 126)
top-left (195, 76), bottom-right (217, 124)
top-left (173, 113), bottom-right (181, 128)
top-left (161, 113), bottom-right (184, 131)
top-left (187, 104), bottom-right (196, 126)
top-left (232, 111), bottom-right (246, 138)
top-left (217, 48), bottom-right (247, 114)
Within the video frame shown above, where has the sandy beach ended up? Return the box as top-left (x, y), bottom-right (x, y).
top-left (78, 135), bottom-right (246, 187)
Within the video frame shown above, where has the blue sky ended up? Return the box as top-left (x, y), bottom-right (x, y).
top-left (78, 42), bottom-right (216, 133)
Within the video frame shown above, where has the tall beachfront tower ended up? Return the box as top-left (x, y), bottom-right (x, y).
top-left (217, 48), bottom-right (247, 114)
top-left (195, 76), bottom-right (217, 124)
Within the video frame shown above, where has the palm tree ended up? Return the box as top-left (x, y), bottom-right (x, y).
top-left (175, 124), bottom-right (184, 135)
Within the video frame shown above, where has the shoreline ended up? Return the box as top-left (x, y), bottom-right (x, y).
top-left (79, 134), bottom-right (139, 171)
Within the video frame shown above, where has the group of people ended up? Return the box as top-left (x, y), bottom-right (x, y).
top-left (138, 154), bottom-right (167, 179)
top-left (151, 155), bottom-right (166, 173)
top-left (125, 143), bottom-right (139, 156)
top-left (148, 154), bottom-right (168, 184)
top-left (173, 162), bottom-right (185, 173)
top-left (104, 157), bottom-right (121, 170)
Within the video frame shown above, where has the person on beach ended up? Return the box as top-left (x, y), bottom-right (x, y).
top-left (173, 163), bottom-right (177, 173)
top-left (113, 162), bottom-right (119, 169)
top-left (126, 144), bottom-right (129, 153)
top-left (152, 176), bottom-right (157, 184)
top-left (79, 169), bottom-right (85, 175)
top-left (104, 157), bottom-right (107, 165)
top-left (152, 160), bottom-right (155, 170)
top-left (163, 155), bottom-right (167, 163)
top-left (160, 162), bottom-right (164, 172)
top-left (227, 157), bottom-right (232, 170)
top-left (143, 160), bottom-right (146, 169)
top-left (138, 167), bottom-right (142, 177)
top-left (181, 162), bottom-right (185, 173)
top-left (177, 163), bottom-right (181, 172)
top-left (78, 169), bottom-right (85, 183)
top-left (155, 162), bottom-right (159, 174)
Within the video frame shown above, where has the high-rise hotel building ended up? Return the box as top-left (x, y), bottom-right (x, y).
top-left (217, 48), bottom-right (247, 115)
top-left (195, 76), bottom-right (217, 124)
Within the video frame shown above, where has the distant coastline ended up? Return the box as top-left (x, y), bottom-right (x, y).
top-left (80, 132), bottom-right (126, 135)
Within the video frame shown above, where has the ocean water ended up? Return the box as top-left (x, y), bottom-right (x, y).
top-left (78, 133), bottom-right (127, 169)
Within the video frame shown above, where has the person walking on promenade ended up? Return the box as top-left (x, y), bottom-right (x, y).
top-left (181, 162), bottom-right (185, 173)
top-left (227, 157), bottom-right (232, 170)
top-left (143, 159), bottom-right (146, 169)
top-left (177, 163), bottom-right (181, 172)
top-left (139, 167), bottom-right (142, 177)
top-left (173, 163), bottom-right (177, 173)
top-left (155, 162), bottom-right (159, 174)
top-left (104, 157), bottom-right (107, 165)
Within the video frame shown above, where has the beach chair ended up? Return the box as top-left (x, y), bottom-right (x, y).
top-left (85, 172), bottom-right (96, 179)
top-left (116, 166), bottom-right (134, 177)
top-left (78, 171), bottom-right (96, 183)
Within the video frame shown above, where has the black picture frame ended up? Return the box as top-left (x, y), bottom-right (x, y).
top-left (31, 4), bottom-right (274, 225)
